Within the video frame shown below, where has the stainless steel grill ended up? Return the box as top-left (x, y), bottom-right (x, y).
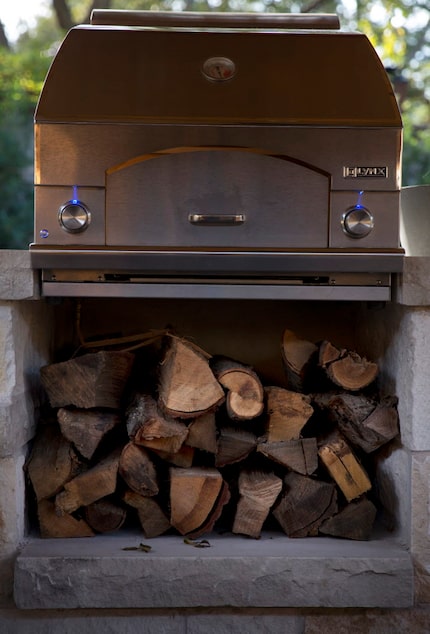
top-left (30, 10), bottom-right (403, 300)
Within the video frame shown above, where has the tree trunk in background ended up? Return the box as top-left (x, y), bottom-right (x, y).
top-left (0, 21), bottom-right (10, 49)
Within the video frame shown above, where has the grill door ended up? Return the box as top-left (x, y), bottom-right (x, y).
top-left (105, 147), bottom-right (329, 248)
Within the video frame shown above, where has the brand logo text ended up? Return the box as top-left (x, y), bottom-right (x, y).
top-left (343, 166), bottom-right (388, 178)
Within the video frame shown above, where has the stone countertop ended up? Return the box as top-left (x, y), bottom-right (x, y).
top-left (0, 249), bottom-right (429, 306)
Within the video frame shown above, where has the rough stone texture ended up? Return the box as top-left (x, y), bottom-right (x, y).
top-left (0, 609), bottom-right (305, 634)
top-left (374, 445), bottom-right (411, 546)
top-left (396, 257), bottom-right (430, 306)
top-left (14, 533), bottom-right (413, 610)
top-left (412, 454), bottom-right (430, 559)
top-left (0, 451), bottom-right (27, 607)
top-left (0, 609), bottom-right (186, 634)
top-left (0, 300), bottom-right (53, 458)
top-left (392, 309), bottom-right (430, 452)
top-left (187, 612), bottom-right (304, 633)
top-left (305, 609), bottom-right (430, 633)
top-left (0, 250), bottom-right (39, 300)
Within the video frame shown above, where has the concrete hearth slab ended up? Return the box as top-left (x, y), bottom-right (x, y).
top-left (14, 532), bottom-right (413, 610)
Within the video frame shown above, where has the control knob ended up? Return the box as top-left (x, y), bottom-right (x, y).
top-left (58, 201), bottom-right (90, 233)
top-left (342, 206), bottom-right (374, 238)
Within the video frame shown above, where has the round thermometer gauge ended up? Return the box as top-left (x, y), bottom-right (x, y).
top-left (202, 57), bottom-right (236, 82)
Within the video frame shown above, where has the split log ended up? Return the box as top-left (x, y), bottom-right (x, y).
top-left (319, 340), bottom-right (342, 366)
top-left (215, 427), bottom-right (257, 467)
top-left (158, 337), bottom-right (225, 418)
top-left (319, 341), bottom-right (378, 391)
top-left (327, 393), bottom-right (399, 453)
top-left (210, 356), bottom-right (264, 421)
top-left (169, 466), bottom-right (223, 535)
top-left (37, 499), bottom-right (94, 538)
top-left (127, 393), bottom-right (189, 454)
top-left (26, 424), bottom-right (83, 501)
top-left (57, 408), bottom-right (122, 459)
top-left (40, 351), bottom-right (135, 409)
top-left (123, 490), bottom-right (171, 538)
top-left (281, 329), bottom-right (318, 392)
top-left (318, 432), bottom-right (372, 502)
top-left (319, 497), bottom-right (377, 540)
top-left (264, 386), bottom-right (314, 441)
top-left (188, 480), bottom-right (231, 539)
top-left (151, 444), bottom-right (195, 468)
top-left (55, 448), bottom-right (121, 515)
top-left (118, 442), bottom-right (159, 496)
top-left (257, 438), bottom-right (318, 475)
top-left (273, 471), bottom-right (338, 537)
top-left (186, 411), bottom-right (218, 454)
top-left (84, 498), bottom-right (127, 533)
top-left (232, 471), bottom-right (282, 538)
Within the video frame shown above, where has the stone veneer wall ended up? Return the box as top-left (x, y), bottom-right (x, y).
top-left (1, 251), bottom-right (430, 632)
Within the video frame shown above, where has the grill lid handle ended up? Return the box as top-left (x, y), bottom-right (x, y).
top-left (90, 10), bottom-right (340, 31)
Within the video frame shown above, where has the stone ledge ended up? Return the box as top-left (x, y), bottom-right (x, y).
top-left (14, 532), bottom-right (413, 610)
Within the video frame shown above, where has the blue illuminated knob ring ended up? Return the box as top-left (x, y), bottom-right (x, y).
top-left (58, 201), bottom-right (91, 233)
top-left (342, 206), bottom-right (374, 238)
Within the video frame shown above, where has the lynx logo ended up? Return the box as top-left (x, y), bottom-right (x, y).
top-left (343, 166), bottom-right (388, 178)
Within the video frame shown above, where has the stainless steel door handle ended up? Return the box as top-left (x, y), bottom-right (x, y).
top-left (188, 214), bottom-right (246, 226)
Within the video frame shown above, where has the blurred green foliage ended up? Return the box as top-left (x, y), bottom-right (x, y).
top-left (0, 0), bottom-right (429, 248)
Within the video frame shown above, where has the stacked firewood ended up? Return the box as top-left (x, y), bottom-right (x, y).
top-left (26, 329), bottom-right (399, 541)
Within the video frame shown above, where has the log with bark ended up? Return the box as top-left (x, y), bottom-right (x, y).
top-left (273, 471), bottom-right (338, 537)
top-left (326, 393), bottom-right (399, 453)
top-left (210, 356), bottom-right (264, 421)
top-left (232, 470), bottom-right (282, 538)
top-left (26, 424), bottom-right (83, 501)
top-left (158, 336), bottom-right (225, 418)
top-left (264, 386), bottom-right (314, 441)
top-left (123, 490), bottom-right (171, 538)
top-left (55, 448), bottom-right (122, 515)
top-left (84, 498), bottom-right (127, 533)
top-left (40, 350), bottom-right (135, 409)
top-left (127, 392), bottom-right (189, 454)
top-left (319, 341), bottom-right (378, 391)
top-left (215, 427), bottom-right (257, 467)
top-left (257, 438), bottom-right (318, 475)
top-left (118, 442), bottom-right (159, 497)
top-left (318, 431), bottom-right (372, 502)
top-left (37, 499), bottom-right (94, 538)
top-left (57, 408), bottom-right (122, 459)
top-left (319, 497), bottom-right (377, 540)
top-left (281, 329), bottom-right (318, 392)
top-left (186, 411), bottom-right (218, 454)
top-left (169, 466), bottom-right (225, 535)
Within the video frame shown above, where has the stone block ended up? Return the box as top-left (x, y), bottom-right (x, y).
top-left (14, 533), bottom-right (413, 610)
top-left (0, 452), bottom-right (27, 606)
top-left (0, 301), bottom-right (52, 457)
top-left (374, 445), bottom-right (411, 545)
top-left (187, 612), bottom-right (304, 634)
top-left (304, 608), bottom-right (430, 633)
top-left (411, 453), bottom-right (430, 559)
top-left (0, 251), bottom-right (38, 301)
top-left (0, 609), bottom-right (186, 633)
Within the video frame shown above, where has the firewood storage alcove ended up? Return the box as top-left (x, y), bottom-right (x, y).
top-left (13, 293), bottom-right (414, 610)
